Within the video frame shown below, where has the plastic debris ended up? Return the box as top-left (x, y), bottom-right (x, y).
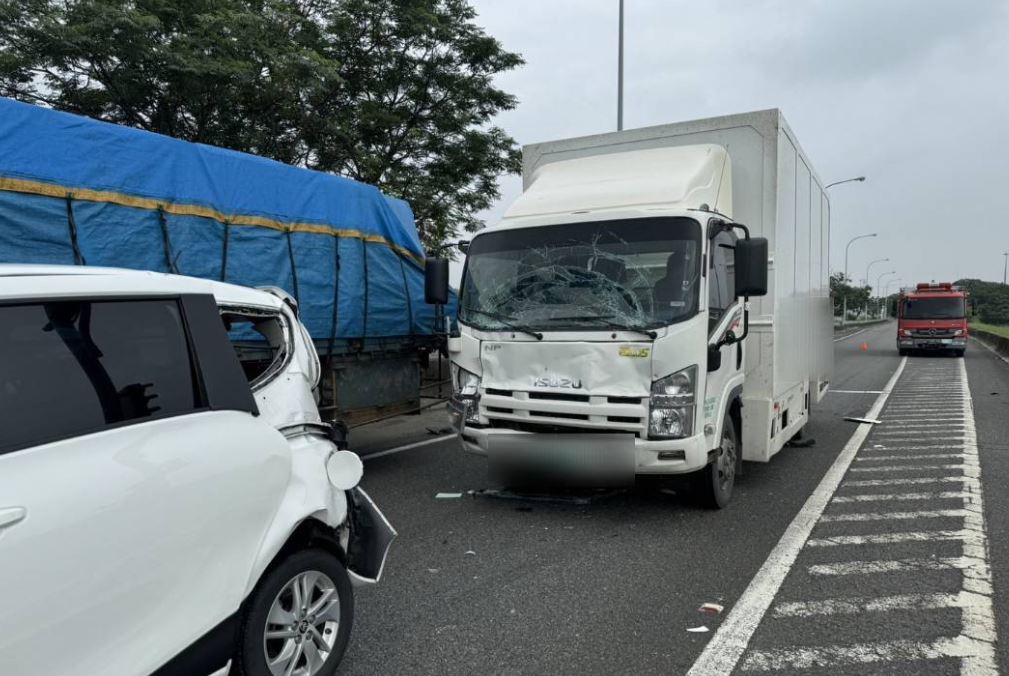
top-left (687, 626), bottom-right (710, 633)
top-left (436, 492), bottom-right (463, 499)
top-left (464, 550), bottom-right (477, 556)
top-left (844, 416), bottom-right (881, 425)
top-left (427, 568), bottom-right (439, 574)
top-left (698, 603), bottom-right (724, 615)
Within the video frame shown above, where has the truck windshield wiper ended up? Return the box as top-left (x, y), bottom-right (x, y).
top-left (547, 314), bottom-right (658, 340)
top-left (461, 306), bottom-right (543, 340)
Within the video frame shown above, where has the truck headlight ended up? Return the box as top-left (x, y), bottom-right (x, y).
top-left (451, 364), bottom-right (481, 424)
top-left (953, 329), bottom-right (964, 336)
top-left (649, 365), bottom-right (696, 439)
top-left (899, 329), bottom-right (911, 337)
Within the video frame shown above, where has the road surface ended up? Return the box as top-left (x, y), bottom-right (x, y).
top-left (341, 320), bottom-right (1009, 675)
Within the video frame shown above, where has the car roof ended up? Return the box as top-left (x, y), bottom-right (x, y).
top-left (0, 264), bottom-right (283, 309)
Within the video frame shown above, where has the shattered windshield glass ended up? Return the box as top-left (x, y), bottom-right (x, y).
top-left (459, 217), bottom-right (701, 331)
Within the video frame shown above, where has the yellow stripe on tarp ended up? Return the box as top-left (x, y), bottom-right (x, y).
top-left (0, 175), bottom-right (425, 265)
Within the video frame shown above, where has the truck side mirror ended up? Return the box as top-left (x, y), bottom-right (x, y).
top-left (424, 257), bottom-right (450, 305)
top-left (707, 343), bottom-right (722, 372)
top-left (735, 237), bottom-right (769, 297)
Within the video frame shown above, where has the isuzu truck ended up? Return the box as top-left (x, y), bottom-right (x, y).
top-left (436, 109), bottom-right (833, 507)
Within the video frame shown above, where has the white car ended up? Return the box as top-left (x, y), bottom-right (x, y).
top-left (0, 265), bottom-right (395, 676)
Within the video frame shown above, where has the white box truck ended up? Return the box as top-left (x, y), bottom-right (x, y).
top-left (437, 109), bottom-right (832, 507)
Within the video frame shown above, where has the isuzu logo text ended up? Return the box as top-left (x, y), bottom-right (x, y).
top-left (533, 376), bottom-right (583, 389)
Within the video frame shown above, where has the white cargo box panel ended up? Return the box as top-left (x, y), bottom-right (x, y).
top-left (522, 109), bottom-right (833, 461)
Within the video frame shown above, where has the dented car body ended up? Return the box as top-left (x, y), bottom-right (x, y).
top-left (0, 265), bottom-right (394, 676)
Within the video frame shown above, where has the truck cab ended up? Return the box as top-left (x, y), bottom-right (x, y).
top-left (896, 282), bottom-right (969, 356)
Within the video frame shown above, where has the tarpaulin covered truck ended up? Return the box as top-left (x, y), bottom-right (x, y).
top-left (0, 97), bottom-right (454, 423)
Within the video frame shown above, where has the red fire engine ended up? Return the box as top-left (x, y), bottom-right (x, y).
top-left (896, 283), bottom-right (968, 357)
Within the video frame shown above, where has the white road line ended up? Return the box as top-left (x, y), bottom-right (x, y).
top-left (828, 389), bottom-right (884, 394)
top-left (856, 453), bottom-right (962, 462)
top-left (739, 636), bottom-right (991, 672)
top-left (843, 476), bottom-right (969, 487)
top-left (833, 327), bottom-right (866, 342)
top-left (806, 529), bottom-right (978, 547)
top-left (820, 508), bottom-right (968, 522)
top-left (879, 422), bottom-right (966, 428)
top-left (360, 433), bottom-right (457, 460)
top-left (847, 463), bottom-right (962, 473)
top-left (832, 491), bottom-right (970, 503)
top-left (808, 556), bottom-right (979, 576)
top-left (772, 590), bottom-right (984, 617)
top-left (684, 357), bottom-right (908, 676)
top-left (860, 445), bottom-right (963, 452)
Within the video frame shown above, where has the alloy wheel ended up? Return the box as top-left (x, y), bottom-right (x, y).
top-left (263, 570), bottom-right (341, 676)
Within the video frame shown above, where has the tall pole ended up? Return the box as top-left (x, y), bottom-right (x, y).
top-left (877, 270), bottom-right (896, 319)
top-left (1003, 252), bottom-right (1008, 285)
top-left (842, 233), bottom-right (877, 326)
top-left (865, 257), bottom-right (889, 290)
top-left (617, 0), bottom-right (624, 131)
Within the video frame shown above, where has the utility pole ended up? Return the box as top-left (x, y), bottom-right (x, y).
top-left (1003, 252), bottom-right (1008, 285)
top-left (617, 0), bottom-right (624, 131)
top-left (842, 233), bottom-right (877, 326)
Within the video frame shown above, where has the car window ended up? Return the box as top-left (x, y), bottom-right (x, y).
top-left (222, 310), bottom-right (289, 387)
top-left (0, 298), bottom-right (203, 454)
top-left (708, 229), bottom-right (737, 331)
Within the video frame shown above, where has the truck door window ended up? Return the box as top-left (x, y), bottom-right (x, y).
top-left (708, 229), bottom-right (737, 332)
top-left (221, 310), bottom-right (289, 388)
top-left (0, 299), bottom-right (203, 455)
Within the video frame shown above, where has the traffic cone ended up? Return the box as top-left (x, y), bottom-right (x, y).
top-left (860, 342), bottom-right (869, 352)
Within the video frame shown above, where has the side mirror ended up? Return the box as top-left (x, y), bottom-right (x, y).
top-left (707, 343), bottom-right (722, 372)
top-left (735, 237), bottom-right (769, 297)
top-left (424, 257), bottom-right (450, 305)
top-left (457, 240), bottom-right (470, 254)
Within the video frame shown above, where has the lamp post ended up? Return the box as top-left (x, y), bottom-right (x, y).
top-left (617, 0), bottom-right (624, 131)
top-left (842, 233), bottom-right (877, 325)
top-left (865, 258), bottom-right (889, 289)
top-left (825, 176), bottom-right (866, 190)
top-left (876, 270), bottom-right (897, 318)
top-left (1003, 252), bottom-right (1008, 285)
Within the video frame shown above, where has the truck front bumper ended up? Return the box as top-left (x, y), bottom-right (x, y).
top-left (897, 337), bottom-right (967, 350)
top-left (452, 412), bottom-right (711, 476)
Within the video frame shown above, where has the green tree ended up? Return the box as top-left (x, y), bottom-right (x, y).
top-left (830, 271), bottom-right (871, 317)
top-left (0, 0), bottom-right (522, 249)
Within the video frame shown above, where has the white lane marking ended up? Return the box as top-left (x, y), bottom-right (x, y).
top-left (848, 464), bottom-right (962, 473)
top-left (806, 529), bottom-right (977, 547)
top-left (843, 476), bottom-right (969, 487)
top-left (820, 509), bottom-right (968, 522)
top-left (957, 356), bottom-right (998, 671)
top-left (879, 422), bottom-right (966, 428)
top-left (828, 389), bottom-right (884, 394)
top-left (684, 357), bottom-right (908, 676)
top-left (856, 453), bottom-right (962, 462)
top-left (833, 327), bottom-right (866, 342)
top-left (832, 491), bottom-right (970, 503)
top-left (808, 556), bottom-right (980, 576)
top-left (860, 444), bottom-right (963, 452)
top-left (772, 590), bottom-right (985, 617)
top-left (361, 433), bottom-right (457, 460)
top-left (972, 335), bottom-right (1009, 366)
top-left (739, 637), bottom-right (991, 672)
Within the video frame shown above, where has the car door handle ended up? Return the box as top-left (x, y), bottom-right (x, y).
top-left (0, 507), bottom-right (27, 530)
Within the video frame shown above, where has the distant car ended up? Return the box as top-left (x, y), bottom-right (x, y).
top-left (0, 265), bottom-right (395, 676)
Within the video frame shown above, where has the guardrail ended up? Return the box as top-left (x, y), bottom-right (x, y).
top-left (972, 328), bottom-right (1009, 358)
top-left (833, 317), bottom-right (890, 328)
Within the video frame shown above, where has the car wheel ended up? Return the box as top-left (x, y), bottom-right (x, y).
top-left (234, 549), bottom-right (353, 676)
top-left (694, 416), bottom-right (738, 509)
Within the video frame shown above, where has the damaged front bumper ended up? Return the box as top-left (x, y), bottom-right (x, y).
top-left (456, 423), bottom-right (711, 476)
top-left (345, 487), bottom-right (397, 587)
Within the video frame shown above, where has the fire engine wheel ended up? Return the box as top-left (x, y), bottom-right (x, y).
top-left (898, 348), bottom-right (909, 356)
top-left (954, 349), bottom-right (965, 358)
top-left (694, 417), bottom-right (738, 509)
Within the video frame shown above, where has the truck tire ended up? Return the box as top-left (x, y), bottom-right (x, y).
top-left (955, 349), bottom-right (965, 358)
top-left (898, 348), bottom-right (908, 356)
top-left (694, 416), bottom-right (738, 509)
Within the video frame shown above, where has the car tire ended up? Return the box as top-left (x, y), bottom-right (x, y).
top-left (694, 416), bottom-right (738, 509)
top-left (234, 548), bottom-right (354, 676)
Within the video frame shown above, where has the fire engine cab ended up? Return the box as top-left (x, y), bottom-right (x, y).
top-left (896, 282), bottom-right (968, 357)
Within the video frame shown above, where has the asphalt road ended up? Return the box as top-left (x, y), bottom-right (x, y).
top-left (340, 321), bottom-right (1009, 675)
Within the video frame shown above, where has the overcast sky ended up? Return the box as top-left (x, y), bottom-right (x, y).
top-left (465, 0), bottom-right (1009, 291)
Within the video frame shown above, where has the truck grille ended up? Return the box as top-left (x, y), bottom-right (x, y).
top-left (480, 389), bottom-right (647, 433)
top-left (909, 328), bottom-right (957, 338)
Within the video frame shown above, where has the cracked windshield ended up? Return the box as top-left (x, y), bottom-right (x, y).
top-left (460, 217), bottom-right (700, 332)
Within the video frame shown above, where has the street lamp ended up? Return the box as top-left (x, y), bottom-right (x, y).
top-left (1003, 252), bottom-right (1008, 285)
top-left (825, 176), bottom-right (866, 190)
top-left (842, 233), bottom-right (877, 325)
top-left (617, 0), bottom-right (624, 131)
top-left (884, 279), bottom-right (903, 296)
top-left (875, 270), bottom-right (897, 319)
top-left (865, 258), bottom-right (889, 289)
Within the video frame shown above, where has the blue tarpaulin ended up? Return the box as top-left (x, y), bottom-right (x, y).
top-left (0, 97), bottom-right (455, 342)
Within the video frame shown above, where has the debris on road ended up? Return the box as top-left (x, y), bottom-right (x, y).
top-left (464, 550), bottom-right (477, 556)
top-left (687, 626), bottom-right (710, 633)
top-left (435, 492), bottom-right (463, 499)
top-left (698, 603), bottom-right (724, 615)
top-left (844, 416), bottom-right (882, 424)
top-left (427, 568), bottom-right (439, 574)
top-left (785, 437), bottom-right (816, 448)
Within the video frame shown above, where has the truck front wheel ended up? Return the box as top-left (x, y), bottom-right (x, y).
top-left (694, 417), bottom-right (738, 509)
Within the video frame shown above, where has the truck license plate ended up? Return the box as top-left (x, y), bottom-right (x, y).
top-left (487, 434), bottom-right (635, 486)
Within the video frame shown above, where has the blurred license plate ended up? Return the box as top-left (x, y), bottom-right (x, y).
top-left (487, 434), bottom-right (635, 485)
top-left (940, 339), bottom-right (952, 344)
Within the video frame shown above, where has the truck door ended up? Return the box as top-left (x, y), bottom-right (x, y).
top-left (703, 229), bottom-right (745, 440)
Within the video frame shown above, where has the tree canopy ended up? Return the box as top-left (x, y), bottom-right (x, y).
top-left (0, 0), bottom-right (523, 250)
